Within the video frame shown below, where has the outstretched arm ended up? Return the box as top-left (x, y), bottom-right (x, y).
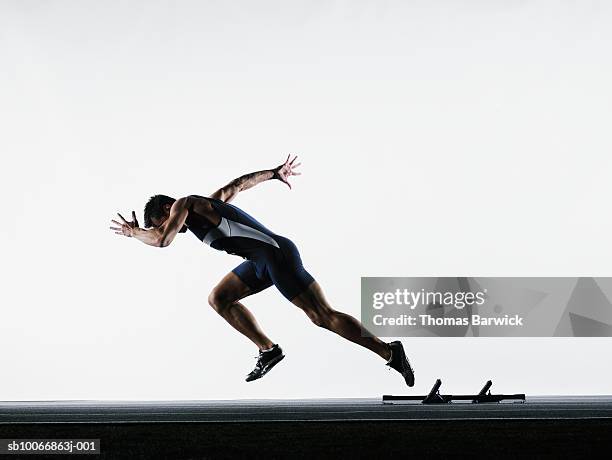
top-left (209, 154), bottom-right (301, 203)
top-left (110, 197), bottom-right (190, 247)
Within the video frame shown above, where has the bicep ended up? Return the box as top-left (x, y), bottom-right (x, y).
top-left (159, 198), bottom-right (190, 247)
top-left (209, 182), bottom-right (239, 203)
top-left (209, 188), bottom-right (225, 201)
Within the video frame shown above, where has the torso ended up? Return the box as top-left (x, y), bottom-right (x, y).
top-left (183, 196), bottom-right (220, 238)
top-left (184, 195), bottom-right (281, 259)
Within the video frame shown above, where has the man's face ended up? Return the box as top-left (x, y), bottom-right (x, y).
top-left (149, 216), bottom-right (166, 228)
top-left (149, 204), bottom-right (171, 228)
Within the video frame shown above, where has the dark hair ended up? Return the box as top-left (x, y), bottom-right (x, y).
top-left (144, 194), bottom-right (176, 228)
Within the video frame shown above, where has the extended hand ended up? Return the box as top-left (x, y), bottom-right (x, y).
top-left (273, 154), bottom-right (302, 189)
top-left (110, 211), bottom-right (139, 238)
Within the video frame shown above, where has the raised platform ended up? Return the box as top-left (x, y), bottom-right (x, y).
top-left (1, 396), bottom-right (611, 423)
top-left (2, 397), bottom-right (611, 458)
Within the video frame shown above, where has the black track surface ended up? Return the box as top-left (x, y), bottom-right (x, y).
top-left (1, 397), bottom-right (611, 458)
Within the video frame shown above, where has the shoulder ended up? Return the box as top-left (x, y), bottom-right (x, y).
top-left (169, 196), bottom-right (196, 214)
top-left (171, 196), bottom-right (191, 209)
top-left (174, 195), bottom-right (214, 212)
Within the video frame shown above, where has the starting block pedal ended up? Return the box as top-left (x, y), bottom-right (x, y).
top-left (383, 379), bottom-right (525, 404)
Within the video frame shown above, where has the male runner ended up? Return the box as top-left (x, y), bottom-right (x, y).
top-left (110, 155), bottom-right (415, 385)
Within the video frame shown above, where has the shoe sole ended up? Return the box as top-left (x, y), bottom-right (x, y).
top-left (403, 360), bottom-right (415, 387)
top-left (392, 342), bottom-right (415, 387)
top-left (245, 354), bottom-right (285, 382)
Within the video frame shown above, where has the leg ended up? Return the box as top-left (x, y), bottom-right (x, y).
top-left (208, 268), bottom-right (274, 351)
top-left (266, 235), bottom-right (392, 361)
top-left (290, 281), bottom-right (392, 361)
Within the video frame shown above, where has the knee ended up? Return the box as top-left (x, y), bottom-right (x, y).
top-left (304, 307), bottom-right (334, 329)
top-left (208, 288), bottom-right (231, 313)
top-left (309, 313), bottom-right (326, 328)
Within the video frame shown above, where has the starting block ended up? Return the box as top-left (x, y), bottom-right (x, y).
top-left (383, 379), bottom-right (525, 404)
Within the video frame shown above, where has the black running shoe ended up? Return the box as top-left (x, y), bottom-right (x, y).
top-left (386, 341), bottom-right (415, 387)
top-left (246, 344), bottom-right (285, 382)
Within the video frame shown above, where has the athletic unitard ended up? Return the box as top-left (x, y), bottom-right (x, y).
top-left (183, 195), bottom-right (315, 301)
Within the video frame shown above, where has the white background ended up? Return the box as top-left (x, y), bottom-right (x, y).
top-left (1, 0), bottom-right (611, 400)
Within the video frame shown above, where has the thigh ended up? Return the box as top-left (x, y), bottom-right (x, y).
top-left (263, 236), bottom-right (316, 302)
top-left (288, 280), bottom-right (330, 314)
top-left (227, 260), bottom-right (273, 299)
top-left (265, 258), bottom-right (316, 302)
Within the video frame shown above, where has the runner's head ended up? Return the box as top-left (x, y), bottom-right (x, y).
top-left (144, 194), bottom-right (175, 228)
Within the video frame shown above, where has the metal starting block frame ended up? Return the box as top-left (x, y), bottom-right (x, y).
top-left (383, 379), bottom-right (526, 404)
